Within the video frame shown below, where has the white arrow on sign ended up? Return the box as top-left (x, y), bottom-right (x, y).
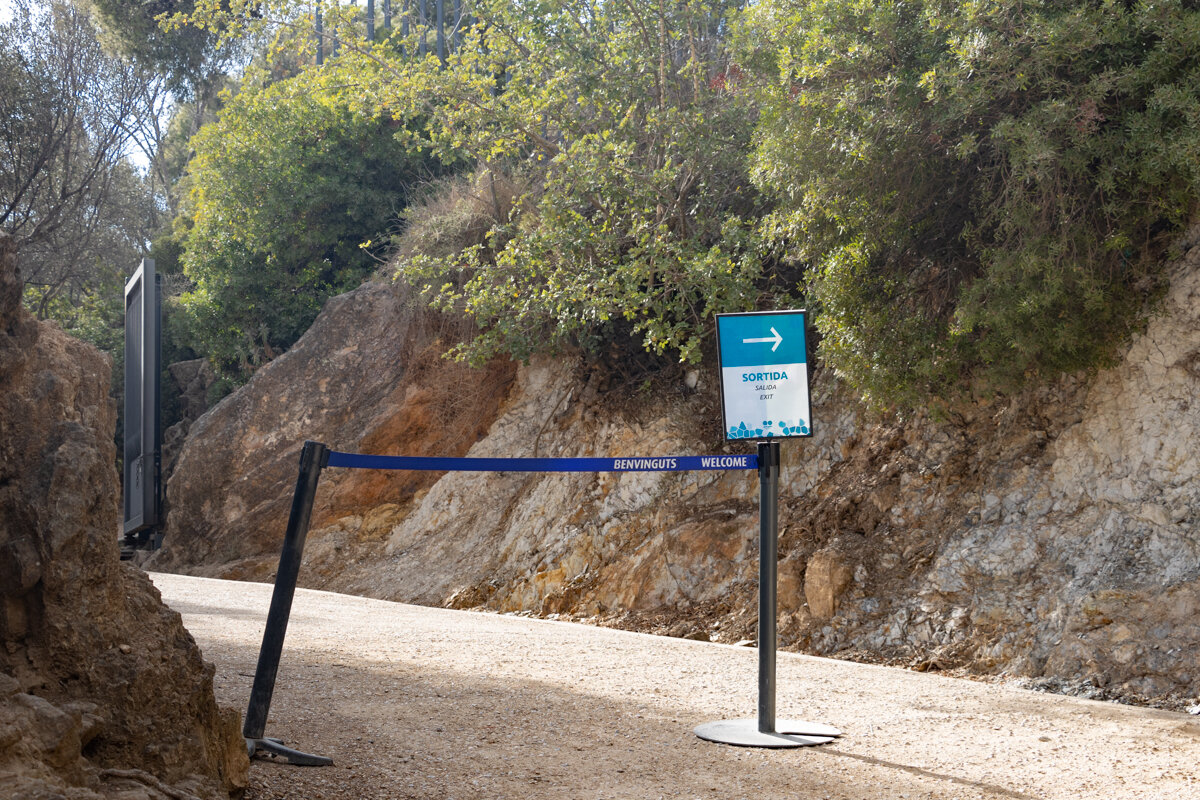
top-left (742, 326), bottom-right (783, 352)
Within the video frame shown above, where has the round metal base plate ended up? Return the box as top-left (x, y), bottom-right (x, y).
top-left (694, 718), bottom-right (841, 748)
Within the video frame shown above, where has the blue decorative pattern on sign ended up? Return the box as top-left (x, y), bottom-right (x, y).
top-left (727, 418), bottom-right (810, 440)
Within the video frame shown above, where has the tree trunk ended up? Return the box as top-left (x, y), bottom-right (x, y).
top-left (436, 0), bottom-right (446, 65)
top-left (315, 6), bottom-right (324, 65)
top-left (418, 0), bottom-right (427, 57)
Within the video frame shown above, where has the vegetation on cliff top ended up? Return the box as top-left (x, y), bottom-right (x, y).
top-left (383, 0), bottom-right (776, 368)
top-left (740, 0), bottom-right (1198, 407)
top-left (176, 67), bottom-right (435, 383)
top-left (7, 1), bottom-right (1200, 410)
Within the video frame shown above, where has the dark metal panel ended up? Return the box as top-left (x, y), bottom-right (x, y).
top-left (122, 258), bottom-right (161, 546)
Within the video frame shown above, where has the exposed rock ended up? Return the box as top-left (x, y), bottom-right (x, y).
top-left (329, 358), bottom-right (758, 615)
top-left (162, 359), bottom-right (217, 487)
top-left (778, 236), bottom-right (1200, 703)
top-left (158, 228), bottom-right (1200, 710)
top-left (170, 358), bottom-right (215, 424)
top-left (148, 282), bottom-right (516, 579)
top-left (804, 548), bottom-right (854, 620)
top-left (0, 232), bottom-right (247, 799)
top-left (0, 232), bottom-right (37, 379)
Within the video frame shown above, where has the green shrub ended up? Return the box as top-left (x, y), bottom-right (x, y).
top-left (374, 0), bottom-right (773, 366)
top-left (739, 0), bottom-right (1195, 408)
top-left (179, 67), bottom-right (433, 383)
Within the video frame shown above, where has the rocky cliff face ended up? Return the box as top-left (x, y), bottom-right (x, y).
top-left (0, 233), bottom-right (247, 799)
top-left (148, 282), bottom-right (515, 580)
top-left (159, 233), bottom-right (1200, 710)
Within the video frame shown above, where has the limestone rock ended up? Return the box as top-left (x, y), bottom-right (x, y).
top-left (0, 233), bottom-right (247, 799)
top-left (0, 233), bottom-right (37, 380)
top-left (804, 548), bottom-right (854, 620)
top-left (151, 283), bottom-right (516, 578)
top-left (161, 358), bottom-right (217, 487)
top-left (170, 358), bottom-right (215, 424)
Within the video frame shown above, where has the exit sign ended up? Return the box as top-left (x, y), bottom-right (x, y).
top-left (715, 310), bottom-right (812, 441)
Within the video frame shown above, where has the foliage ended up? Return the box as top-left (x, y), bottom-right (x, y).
top-left (1, 0), bottom-right (159, 321)
top-left (85, 0), bottom-right (244, 99)
top-left (178, 0), bottom-right (774, 367)
top-left (18, 160), bottom-right (155, 324)
top-left (394, 0), bottom-right (771, 365)
top-left (178, 66), bottom-right (434, 382)
top-left (169, 0), bottom-right (1198, 407)
top-left (738, 0), bottom-right (1197, 408)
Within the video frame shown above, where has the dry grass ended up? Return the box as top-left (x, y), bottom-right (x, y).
top-left (391, 166), bottom-right (526, 265)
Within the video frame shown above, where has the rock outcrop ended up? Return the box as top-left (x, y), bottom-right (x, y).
top-left (0, 233), bottom-right (247, 799)
top-left (170, 359), bottom-right (215, 425)
top-left (159, 231), bottom-right (1200, 710)
top-left (162, 358), bottom-right (216, 483)
top-left (148, 283), bottom-right (515, 580)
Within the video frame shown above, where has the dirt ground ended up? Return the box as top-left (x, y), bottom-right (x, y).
top-left (150, 572), bottom-right (1200, 800)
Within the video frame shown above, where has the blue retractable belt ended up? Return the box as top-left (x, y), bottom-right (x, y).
top-left (242, 441), bottom-right (774, 768)
top-left (326, 451), bottom-right (758, 472)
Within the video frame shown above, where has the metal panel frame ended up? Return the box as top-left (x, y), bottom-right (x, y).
top-left (122, 258), bottom-right (161, 542)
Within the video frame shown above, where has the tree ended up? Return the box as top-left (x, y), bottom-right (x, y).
top-left (738, 0), bottom-right (1200, 408)
top-left (0, 0), bottom-right (155, 319)
top-left (405, 0), bottom-right (770, 365)
top-left (85, 0), bottom-right (247, 234)
top-left (398, 0), bottom-right (771, 366)
top-left (176, 0), bottom-right (774, 367)
top-left (178, 66), bottom-right (435, 382)
top-left (86, 0), bottom-right (243, 101)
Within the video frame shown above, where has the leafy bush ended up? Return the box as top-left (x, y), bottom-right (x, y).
top-left (739, 0), bottom-right (1197, 407)
top-left (360, 0), bottom-right (775, 365)
top-left (179, 67), bottom-right (434, 382)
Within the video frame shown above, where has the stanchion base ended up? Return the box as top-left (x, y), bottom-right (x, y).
top-left (694, 718), bottom-right (841, 748)
top-left (246, 736), bottom-right (334, 766)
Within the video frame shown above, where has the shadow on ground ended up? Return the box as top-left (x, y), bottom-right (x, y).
top-left (194, 629), bottom-right (1031, 799)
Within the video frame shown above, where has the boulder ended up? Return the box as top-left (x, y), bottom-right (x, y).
top-left (150, 283), bottom-right (516, 578)
top-left (0, 232), bottom-right (247, 799)
top-left (804, 548), bottom-right (854, 620)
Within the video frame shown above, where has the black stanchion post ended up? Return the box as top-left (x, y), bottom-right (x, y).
top-left (694, 441), bottom-right (841, 747)
top-left (757, 440), bottom-right (780, 734)
top-left (242, 440), bottom-right (333, 766)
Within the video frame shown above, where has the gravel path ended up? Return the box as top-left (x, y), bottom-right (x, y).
top-left (150, 572), bottom-right (1199, 800)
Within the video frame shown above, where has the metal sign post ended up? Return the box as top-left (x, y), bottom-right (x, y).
top-left (695, 311), bottom-right (841, 748)
top-left (758, 440), bottom-right (779, 731)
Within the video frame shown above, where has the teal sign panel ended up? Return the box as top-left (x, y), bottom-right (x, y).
top-left (716, 310), bottom-right (812, 441)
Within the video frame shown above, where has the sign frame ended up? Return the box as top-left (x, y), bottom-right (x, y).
top-left (715, 310), bottom-right (813, 442)
top-left (122, 258), bottom-right (162, 544)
